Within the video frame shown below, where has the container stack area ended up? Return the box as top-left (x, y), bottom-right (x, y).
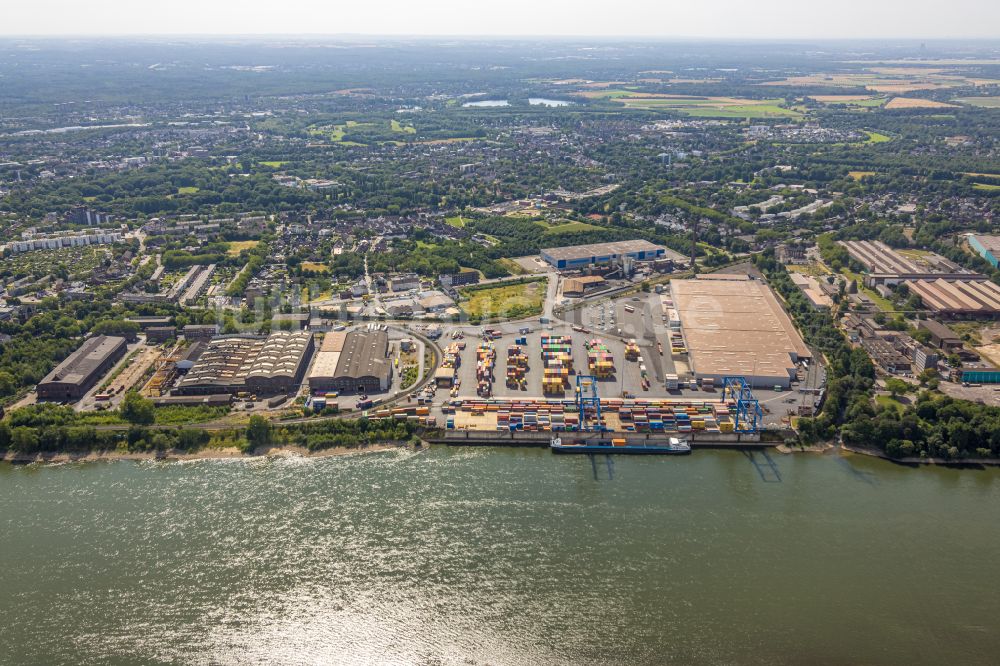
top-left (585, 338), bottom-right (614, 378)
top-left (441, 342), bottom-right (463, 397)
top-left (446, 397), bottom-right (735, 434)
top-left (476, 342), bottom-right (496, 398)
top-left (369, 404), bottom-right (437, 427)
top-left (615, 401), bottom-right (732, 433)
top-left (506, 345), bottom-right (528, 390)
top-left (541, 335), bottom-right (573, 395)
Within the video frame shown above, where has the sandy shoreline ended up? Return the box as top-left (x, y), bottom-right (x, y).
top-left (0, 442), bottom-right (410, 465)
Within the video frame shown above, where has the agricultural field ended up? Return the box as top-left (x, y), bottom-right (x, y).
top-left (607, 94), bottom-right (803, 118)
top-left (226, 240), bottom-right (260, 256)
top-left (849, 171), bottom-right (876, 181)
top-left (884, 97), bottom-right (959, 110)
top-left (458, 278), bottom-right (546, 320)
top-left (954, 97), bottom-right (1000, 108)
top-left (809, 95), bottom-right (886, 107)
top-left (762, 67), bottom-right (998, 93)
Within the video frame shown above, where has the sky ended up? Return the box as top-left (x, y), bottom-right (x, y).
top-left (3, 0), bottom-right (999, 39)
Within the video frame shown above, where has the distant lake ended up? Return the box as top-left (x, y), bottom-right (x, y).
top-left (529, 98), bottom-right (573, 107)
top-left (462, 99), bottom-right (574, 108)
top-left (462, 99), bottom-right (509, 107)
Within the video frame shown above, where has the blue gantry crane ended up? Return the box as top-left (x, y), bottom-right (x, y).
top-left (575, 374), bottom-right (605, 432)
top-left (722, 376), bottom-right (763, 434)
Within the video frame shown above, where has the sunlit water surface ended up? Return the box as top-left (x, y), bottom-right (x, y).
top-left (2, 447), bottom-right (999, 664)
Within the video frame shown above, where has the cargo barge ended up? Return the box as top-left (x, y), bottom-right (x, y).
top-left (550, 436), bottom-right (691, 455)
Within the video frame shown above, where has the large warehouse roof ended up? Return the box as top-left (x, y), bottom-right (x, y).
top-left (308, 331), bottom-right (347, 381)
top-left (245, 332), bottom-right (312, 381)
top-left (906, 279), bottom-right (1000, 315)
top-left (542, 239), bottom-right (665, 262)
top-left (334, 330), bottom-right (390, 383)
top-left (175, 338), bottom-right (263, 390)
top-left (840, 240), bottom-right (977, 279)
top-left (39, 335), bottom-right (126, 387)
top-left (671, 277), bottom-right (810, 383)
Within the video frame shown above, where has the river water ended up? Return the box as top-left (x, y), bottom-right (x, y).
top-left (2, 447), bottom-right (999, 665)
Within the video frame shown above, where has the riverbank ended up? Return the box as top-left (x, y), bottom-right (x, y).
top-left (0, 442), bottom-right (410, 465)
top-left (841, 442), bottom-right (1000, 467)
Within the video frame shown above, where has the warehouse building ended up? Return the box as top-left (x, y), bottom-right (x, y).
top-left (671, 276), bottom-right (811, 389)
top-left (173, 332), bottom-right (313, 396)
top-left (541, 240), bottom-right (666, 270)
top-left (37, 335), bottom-right (128, 401)
top-left (562, 275), bottom-right (606, 297)
top-left (173, 337), bottom-right (263, 395)
top-left (307, 329), bottom-right (391, 394)
top-left (839, 240), bottom-right (983, 286)
top-left (918, 320), bottom-right (963, 351)
top-left (181, 324), bottom-right (218, 341)
top-left (905, 279), bottom-right (1000, 317)
top-left (145, 326), bottom-right (176, 344)
top-left (245, 332), bottom-right (314, 395)
top-left (968, 234), bottom-right (1000, 269)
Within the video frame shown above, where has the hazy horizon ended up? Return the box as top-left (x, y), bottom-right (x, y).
top-left (4, 0), bottom-right (1000, 40)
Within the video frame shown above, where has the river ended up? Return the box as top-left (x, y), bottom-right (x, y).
top-left (2, 447), bottom-right (999, 664)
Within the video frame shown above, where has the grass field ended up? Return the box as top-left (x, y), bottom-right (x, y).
top-left (259, 161), bottom-right (287, 168)
top-left (459, 279), bottom-right (546, 320)
top-left (864, 131), bottom-right (892, 143)
top-left (497, 258), bottom-right (527, 275)
top-left (787, 262), bottom-right (832, 277)
top-left (308, 120), bottom-right (372, 145)
top-left (177, 186), bottom-right (200, 195)
top-left (849, 171), bottom-right (876, 180)
top-left (953, 97), bottom-right (1000, 108)
top-left (390, 119), bottom-right (416, 134)
top-left (875, 395), bottom-right (905, 414)
top-left (974, 183), bottom-right (1000, 191)
top-left (445, 216), bottom-right (467, 228)
top-left (226, 240), bottom-right (260, 256)
top-left (540, 221), bottom-right (603, 234)
top-left (301, 261), bottom-right (330, 273)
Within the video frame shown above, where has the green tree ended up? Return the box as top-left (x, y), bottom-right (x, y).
top-left (120, 391), bottom-right (155, 425)
top-left (247, 414), bottom-right (272, 449)
top-left (884, 378), bottom-right (910, 399)
top-left (10, 426), bottom-right (39, 453)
